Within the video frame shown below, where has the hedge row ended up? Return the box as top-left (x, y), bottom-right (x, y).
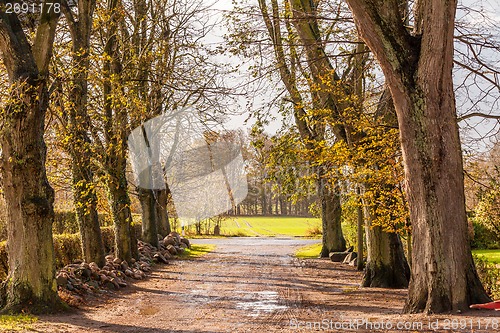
top-left (0, 224), bottom-right (141, 281)
top-left (52, 211), bottom-right (114, 235)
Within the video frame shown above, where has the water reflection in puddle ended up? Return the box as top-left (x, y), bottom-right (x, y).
top-left (236, 291), bottom-right (288, 317)
top-left (187, 289), bottom-right (213, 303)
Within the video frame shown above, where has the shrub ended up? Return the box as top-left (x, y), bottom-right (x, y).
top-left (305, 226), bottom-right (322, 238)
top-left (52, 211), bottom-right (114, 235)
top-left (474, 255), bottom-right (500, 300)
top-left (53, 211), bottom-right (79, 235)
top-left (0, 224), bottom-right (143, 281)
top-left (470, 219), bottom-right (500, 249)
top-left (471, 176), bottom-right (500, 247)
top-left (340, 195), bottom-right (359, 248)
top-left (52, 233), bottom-right (82, 268)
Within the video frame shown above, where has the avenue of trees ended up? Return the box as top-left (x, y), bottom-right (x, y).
top-left (0, 0), bottom-right (498, 315)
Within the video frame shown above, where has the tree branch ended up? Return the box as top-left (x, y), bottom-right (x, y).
top-left (457, 112), bottom-right (500, 122)
top-left (33, 0), bottom-right (61, 76)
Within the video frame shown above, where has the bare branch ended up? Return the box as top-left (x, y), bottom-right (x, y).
top-left (458, 112), bottom-right (500, 122)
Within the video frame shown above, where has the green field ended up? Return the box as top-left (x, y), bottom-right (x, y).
top-left (218, 216), bottom-right (322, 237)
top-left (472, 249), bottom-right (500, 264)
top-left (295, 243), bottom-right (322, 258)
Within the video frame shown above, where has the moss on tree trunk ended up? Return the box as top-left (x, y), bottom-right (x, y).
top-left (0, 80), bottom-right (66, 314)
top-left (156, 188), bottom-right (171, 237)
top-left (319, 176), bottom-right (346, 257)
top-left (107, 167), bottom-right (137, 262)
top-left (139, 188), bottom-right (159, 247)
top-left (363, 224), bottom-right (409, 288)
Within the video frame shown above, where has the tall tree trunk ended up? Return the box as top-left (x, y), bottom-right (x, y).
top-left (107, 166), bottom-right (136, 262)
top-left (156, 188), bottom-right (171, 236)
top-left (319, 174), bottom-right (346, 257)
top-left (356, 190), bottom-right (364, 271)
top-left (0, 7), bottom-right (64, 314)
top-left (346, 0), bottom-right (490, 313)
top-left (261, 186), bottom-right (268, 215)
top-left (401, 86), bottom-right (489, 312)
top-left (73, 165), bottom-right (105, 266)
top-left (63, 0), bottom-right (105, 267)
top-left (279, 196), bottom-right (288, 215)
top-left (102, 0), bottom-right (138, 263)
top-left (268, 189), bottom-right (273, 214)
top-left (361, 90), bottom-right (409, 284)
top-left (138, 188), bottom-right (159, 247)
top-left (0, 79), bottom-right (65, 314)
top-left (362, 206), bottom-right (410, 288)
top-left (259, 0), bottom-right (346, 250)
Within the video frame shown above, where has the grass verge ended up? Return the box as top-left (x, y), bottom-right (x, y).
top-left (179, 244), bottom-right (216, 259)
top-left (472, 249), bottom-right (500, 264)
top-left (295, 243), bottom-right (322, 259)
top-left (0, 314), bottom-right (37, 331)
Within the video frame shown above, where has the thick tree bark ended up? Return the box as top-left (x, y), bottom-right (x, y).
top-left (345, 0), bottom-right (490, 312)
top-left (156, 188), bottom-right (171, 236)
top-left (73, 168), bottom-right (105, 266)
top-left (356, 192), bottom-right (364, 271)
top-left (63, 0), bottom-right (105, 267)
top-left (138, 188), bottom-right (159, 247)
top-left (0, 80), bottom-right (65, 314)
top-left (401, 87), bottom-right (490, 312)
top-left (107, 166), bottom-right (136, 262)
top-left (319, 191), bottom-right (345, 256)
top-left (363, 227), bottom-right (409, 288)
top-left (102, 0), bottom-right (138, 262)
top-left (0, 8), bottom-right (64, 313)
top-left (362, 206), bottom-right (410, 288)
top-left (319, 174), bottom-right (346, 257)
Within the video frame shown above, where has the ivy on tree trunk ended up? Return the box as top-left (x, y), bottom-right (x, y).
top-left (0, 7), bottom-right (65, 313)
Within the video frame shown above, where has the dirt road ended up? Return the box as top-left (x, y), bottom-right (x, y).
top-left (32, 237), bottom-right (498, 333)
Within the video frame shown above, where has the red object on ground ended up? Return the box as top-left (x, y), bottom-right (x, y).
top-left (470, 300), bottom-right (500, 310)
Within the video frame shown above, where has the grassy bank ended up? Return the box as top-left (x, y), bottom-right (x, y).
top-left (472, 249), bottom-right (500, 264)
top-left (295, 243), bottom-right (322, 258)
top-left (179, 244), bottom-right (216, 259)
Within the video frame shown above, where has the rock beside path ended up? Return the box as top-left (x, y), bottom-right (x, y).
top-left (56, 232), bottom-right (190, 302)
top-left (329, 252), bottom-right (349, 262)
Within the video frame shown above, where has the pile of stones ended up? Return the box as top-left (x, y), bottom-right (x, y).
top-left (56, 232), bottom-right (190, 294)
top-left (329, 246), bottom-right (358, 266)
